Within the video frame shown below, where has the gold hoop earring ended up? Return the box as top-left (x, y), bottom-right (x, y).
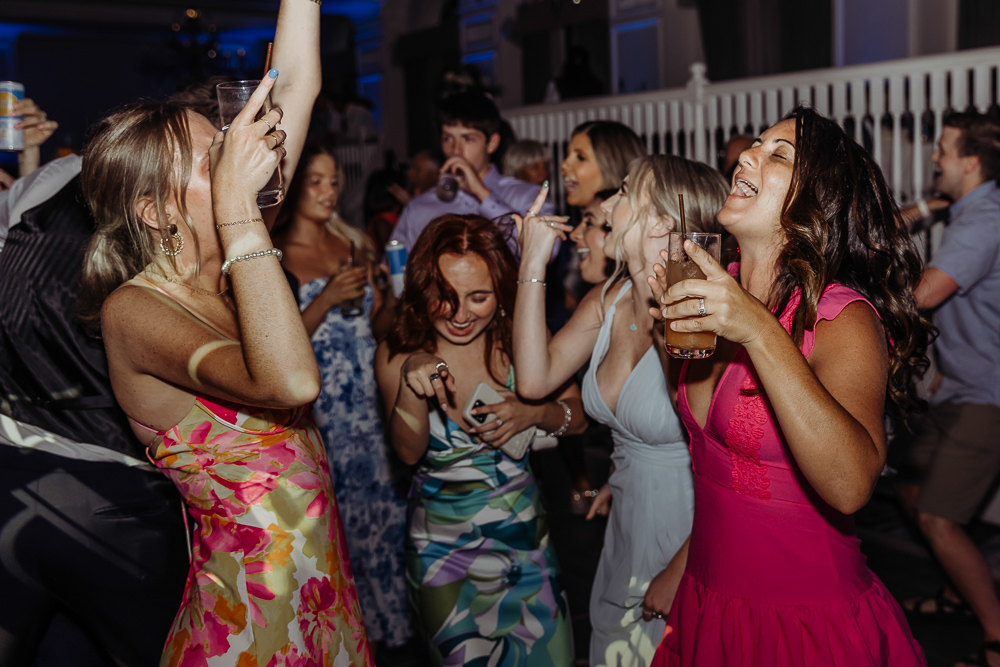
top-left (160, 223), bottom-right (184, 256)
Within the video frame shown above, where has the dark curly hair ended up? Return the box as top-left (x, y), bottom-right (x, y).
top-left (769, 105), bottom-right (933, 423)
top-left (385, 214), bottom-right (516, 385)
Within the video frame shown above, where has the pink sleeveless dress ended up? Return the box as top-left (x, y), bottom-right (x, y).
top-left (653, 283), bottom-right (926, 667)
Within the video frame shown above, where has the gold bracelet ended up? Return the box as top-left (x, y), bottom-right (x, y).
top-left (216, 217), bottom-right (264, 230)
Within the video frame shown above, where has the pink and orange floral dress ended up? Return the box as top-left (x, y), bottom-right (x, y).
top-left (148, 396), bottom-right (372, 667)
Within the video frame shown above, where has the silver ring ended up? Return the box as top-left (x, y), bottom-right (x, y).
top-left (525, 209), bottom-right (536, 218)
top-left (548, 221), bottom-right (555, 228)
top-left (261, 118), bottom-right (272, 130)
top-left (435, 362), bottom-right (448, 373)
top-left (654, 612), bottom-right (665, 620)
top-left (428, 373), bottom-right (440, 382)
top-left (697, 297), bottom-right (706, 316)
top-left (495, 418), bottom-right (503, 426)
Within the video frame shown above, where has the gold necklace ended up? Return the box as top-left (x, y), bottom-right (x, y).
top-left (162, 275), bottom-right (230, 297)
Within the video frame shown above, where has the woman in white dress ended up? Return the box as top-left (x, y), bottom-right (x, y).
top-left (513, 155), bottom-right (728, 667)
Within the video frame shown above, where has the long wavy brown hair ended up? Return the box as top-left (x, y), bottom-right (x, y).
top-left (386, 214), bottom-right (517, 385)
top-left (769, 106), bottom-right (933, 422)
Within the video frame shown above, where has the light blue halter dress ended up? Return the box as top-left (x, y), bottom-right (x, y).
top-left (582, 280), bottom-right (694, 667)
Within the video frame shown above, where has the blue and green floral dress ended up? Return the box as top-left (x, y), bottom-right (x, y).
top-left (300, 279), bottom-right (411, 648)
top-left (408, 393), bottom-right (572, 666)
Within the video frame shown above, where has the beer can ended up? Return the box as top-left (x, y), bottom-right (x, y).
top-left (385, 240), bottom-right (407, 297)
top-left (0, 81), bottom-right (25, 151)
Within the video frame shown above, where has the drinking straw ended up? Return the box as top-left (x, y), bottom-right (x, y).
top-left (263, 42), bottom-right (273, 74)
top-left (678, 193), bottom-right (687, 236)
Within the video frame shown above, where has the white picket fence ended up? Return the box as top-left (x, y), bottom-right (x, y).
top-left (504, 46), bottom-right (1000, 214)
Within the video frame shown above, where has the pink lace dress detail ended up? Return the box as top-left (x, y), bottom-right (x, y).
top-left (650, 281), bottom-right (925, 667)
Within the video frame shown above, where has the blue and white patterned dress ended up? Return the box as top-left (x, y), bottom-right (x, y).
top-left (300, 279), bottom-right (412, 647)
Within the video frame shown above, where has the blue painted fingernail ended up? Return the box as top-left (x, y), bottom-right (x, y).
top-left (268, 68), bottom-right (278, 79)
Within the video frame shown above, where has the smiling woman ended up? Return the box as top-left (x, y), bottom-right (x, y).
top-left (648, 105), bottom-right (931, 667)
top-left (374, 214), bottom-right (586, 666)
top-left (273, 140), bottom-right (412, 650)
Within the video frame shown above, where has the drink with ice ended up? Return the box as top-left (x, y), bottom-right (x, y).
top-left (664, 232), bottom-right (721, 359)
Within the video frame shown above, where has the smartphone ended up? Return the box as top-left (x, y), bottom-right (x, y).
top-left (461, 382), bottom-right (534, 460)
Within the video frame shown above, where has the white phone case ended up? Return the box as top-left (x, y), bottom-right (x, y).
top-left (461, 382), bottom-right (535, 460)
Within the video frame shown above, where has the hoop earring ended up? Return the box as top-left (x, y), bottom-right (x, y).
top-left (160, 223), bottom-right (184, 256)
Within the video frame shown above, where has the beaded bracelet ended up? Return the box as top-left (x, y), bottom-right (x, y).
top-left (221, 248), bottom-right (283, 275)
top-left (216, 217), bottom-right (264, 230)
top-left (546, 399), bottom-right (572, 437)
top-left (517, 278), bottom-right (546, 287)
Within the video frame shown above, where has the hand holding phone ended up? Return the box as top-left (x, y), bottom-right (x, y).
top-left (461, 383), bottom-right (535, 460)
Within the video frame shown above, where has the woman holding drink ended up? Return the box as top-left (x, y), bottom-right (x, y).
top-left (514, 155), bottom-right (728, 667)
top-left (274, 141), bottom-right (412, 650)
top-left (648, 106), bottom-right (929, 666)
top-left (79, 0), bottom-right (374, 663)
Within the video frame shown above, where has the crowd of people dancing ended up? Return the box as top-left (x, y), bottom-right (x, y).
top-left (3, 1), bottom-right (1000, 666)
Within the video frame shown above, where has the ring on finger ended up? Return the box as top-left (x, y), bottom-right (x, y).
top-left (261, 118), bottom-right (272, 130)
top-left (495, 418), bottom-right (503, 427)
top-left (697, 297), bottom-right (707, 316)
top-left (435, 361), bottom-right (448, 374)
top-left (428, 372), bottom-right (441, 382)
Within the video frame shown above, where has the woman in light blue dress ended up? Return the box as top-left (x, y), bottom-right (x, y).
top-left (275, 143), bottom-right (411, 649)
top-left (512, 156), bottom-right (729, 667)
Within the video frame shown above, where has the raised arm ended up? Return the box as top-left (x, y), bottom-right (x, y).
top-left (512, 188), bottom-right (600, 398)
top-left (269, 0), bottom-right (322, 185)
top-left (105, 77), bottom-right (319, 412)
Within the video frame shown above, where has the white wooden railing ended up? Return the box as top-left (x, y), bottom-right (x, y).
top-left (504, 46), bottom-right (1000, 214)
top-left (332, 141), bottom-right (382, 226)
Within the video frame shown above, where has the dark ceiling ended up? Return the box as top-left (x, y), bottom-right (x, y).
top-left (0, 0), bottom-right (379, 31)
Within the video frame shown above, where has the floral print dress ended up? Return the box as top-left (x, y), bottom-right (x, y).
top-left (299, 279), bottom-right (412, 647)
top-left (408, 402), bottom-right (572, 666)
top-left (149, 396), bottom-right (373, 667)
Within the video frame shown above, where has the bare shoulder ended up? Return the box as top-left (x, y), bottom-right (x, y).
top-left (811, 299), bottom-right (888, 374)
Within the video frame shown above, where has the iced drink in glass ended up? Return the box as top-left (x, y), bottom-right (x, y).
top-left (664, 231), bottom-right (721, 359)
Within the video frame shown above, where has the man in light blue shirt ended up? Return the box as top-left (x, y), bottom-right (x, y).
top-left (898, 112), bottom-right (1000, 661)
top-left (390, 91), bottom-right (555, 256)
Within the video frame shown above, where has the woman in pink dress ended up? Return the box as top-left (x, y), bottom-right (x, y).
top-left (647, 106), bottom-right (932, 666)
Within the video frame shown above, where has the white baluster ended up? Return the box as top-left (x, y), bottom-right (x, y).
top-left (765, 89), bottom-right (779, 126)
top-left (974, 64), bottom-right (990, 112)
top-left (670, 101), bottom-right (681, 155)
top-left (657, 102), bottom-right (668, 155)
top-left (645, 103), bottom-right (655, 154)
top-left (851, 79), bottom-right (866, 144)
top-left (706, 96), bottom-right (719, 167)
top-left (951, 66), bottom-right (968, 111)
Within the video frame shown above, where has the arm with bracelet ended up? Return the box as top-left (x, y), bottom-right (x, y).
top-left (94, 74), bottom-right (320, 440)
top-left (512, 185), bottom-right (607, 399)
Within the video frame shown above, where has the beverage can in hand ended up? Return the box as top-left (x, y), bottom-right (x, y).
top-left (385, 240), bottom-right (407, 297)
top-left (0, 81), bottom-right (25, 152)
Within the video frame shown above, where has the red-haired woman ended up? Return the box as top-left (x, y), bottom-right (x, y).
top-left (374, 214), bottom-right (585, 664)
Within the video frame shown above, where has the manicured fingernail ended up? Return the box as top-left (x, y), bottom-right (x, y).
top-left (542, 180), bottom-right (549, 190)
top-left (268, 68), bottom-right (278, 79)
